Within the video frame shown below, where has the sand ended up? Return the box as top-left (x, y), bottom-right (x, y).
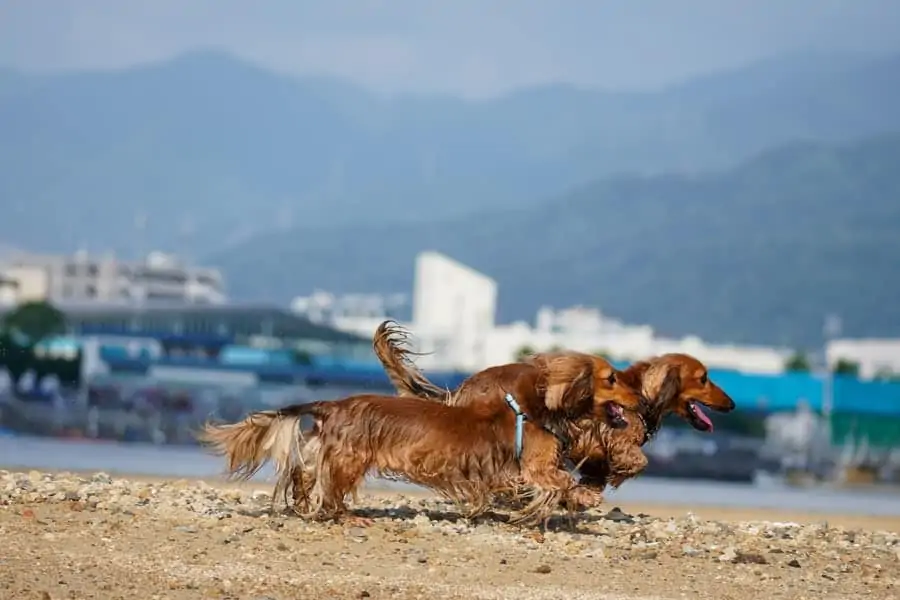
top-left (2, 470), bottom-right (899, 600)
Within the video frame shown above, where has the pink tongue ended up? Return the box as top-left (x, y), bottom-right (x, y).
top-left (693, 403), bottom-right (714, 431)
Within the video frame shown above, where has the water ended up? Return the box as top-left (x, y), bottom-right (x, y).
top-left (2, 436), bottom-right (898, 517)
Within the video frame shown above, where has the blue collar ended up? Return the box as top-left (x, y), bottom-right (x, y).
top-left (504, 393), bottom-right (528, 460)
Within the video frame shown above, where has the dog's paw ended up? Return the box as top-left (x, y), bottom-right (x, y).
top-left (607, 473), bottom-right (628, 489)
top-left (567, 485), bottom-right (604, 510)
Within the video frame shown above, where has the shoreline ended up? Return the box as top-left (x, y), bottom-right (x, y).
top-left (3, 469), bottom-right (899, 599)
top-left (7, 435), bottom-right (900, 519)
top-left (9, 465), bottom-right (900, 532)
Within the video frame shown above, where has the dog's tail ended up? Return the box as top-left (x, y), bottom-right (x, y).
top-left (196, 403), bottom-right (321, 504)
top-left (373, 320), bottom-right (446, 401)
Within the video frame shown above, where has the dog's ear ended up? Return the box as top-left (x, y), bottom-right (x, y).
top-left (538, 353), bottom-right (594, 414)
top-left (657, 366), bottom-right (682, 407)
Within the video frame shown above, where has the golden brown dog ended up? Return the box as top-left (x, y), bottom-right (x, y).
top-left (578, 353), bottom-right (735, 487)
top-left (198, 350), bottom-right (645, 526)
top-left (373, 321), bottom-right (734, 490)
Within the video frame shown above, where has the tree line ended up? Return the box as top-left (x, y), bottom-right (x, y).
top-left (0, 300), bottom-right (80, 389)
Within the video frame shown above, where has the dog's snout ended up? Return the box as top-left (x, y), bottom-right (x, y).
top-left (715, 388), bottom-right (736, 412)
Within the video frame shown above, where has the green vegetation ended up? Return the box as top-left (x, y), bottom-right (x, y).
top-left (513, 345), bottom-right (535, 362)
top-left (2, 300), bottom-right (68, 345)
top-left (784, 352), bottom-right (812, 373)
top-left (832, 359), bottom-right (861, 377)
top-left (873, 367), bottom-right (899, 382)
top-left (0, 301), bottom-right (80, 388)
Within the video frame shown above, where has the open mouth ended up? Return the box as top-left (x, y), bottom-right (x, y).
top-left (605, 402), bottom-right (628, 429)
top-left (687, 400), bottom-right (714, 432)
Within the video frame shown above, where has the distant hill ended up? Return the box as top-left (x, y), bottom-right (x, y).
top-left (1, 50), bottom-right (899, 257)
top-left (209, 134), bottom-right (900, 348)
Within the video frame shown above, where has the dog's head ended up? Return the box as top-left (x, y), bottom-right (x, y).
top-left (530, 352), bottom-right (646, 429)
top-left (588, 355), bottom-right (647, 429)
top-left (640, 353), bottom-right (735, 432)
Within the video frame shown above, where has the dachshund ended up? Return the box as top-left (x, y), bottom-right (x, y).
top-left (372, 320), bottom-right (734, 490)
top-left (198, 350), bottom-right (645, 526)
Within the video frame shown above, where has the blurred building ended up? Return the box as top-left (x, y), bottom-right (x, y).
top-left (826, 338), bottom-right (900, 380)
top-left (291, 290), bottom-right (408, 339)
top-left (291, 250), bottom-right (789, 374)
top-left (0, 272), bottom-right (20, 306)
top-left (483, 306), bottom-right (788, 374)
top-left (56, 302), bottom-right (365, 350)
top-left (0, 250), bottom-right (226, 305)
top-left (410, 251), bottom-right (497, 371)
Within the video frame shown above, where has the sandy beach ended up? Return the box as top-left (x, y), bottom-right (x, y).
top-left (2, 470), bottom-right (899, 600)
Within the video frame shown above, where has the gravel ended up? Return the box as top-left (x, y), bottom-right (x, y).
top-left (3, 470), bottom-right (899, 599)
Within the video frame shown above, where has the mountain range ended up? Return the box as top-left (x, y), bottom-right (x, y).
top-left (209, 133), bottom-right (900, 349)
top-left (1, 50), bottom-right (899, 255)
top-left (1, 50), bottom-right (899, 347)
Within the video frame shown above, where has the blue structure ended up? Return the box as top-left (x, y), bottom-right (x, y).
top-left (35, 334), bottom-right (900, 417)
top-left (98, 356), bottom-right (900, 417)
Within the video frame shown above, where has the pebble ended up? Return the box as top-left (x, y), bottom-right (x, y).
top-left (175, 525), bottom-right (199, 534)
top-left (719, 546), bottom-right (738, 562)
top-left (2, 468), bottom-right (898, 575)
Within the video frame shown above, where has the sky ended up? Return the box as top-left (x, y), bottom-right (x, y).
top-left (1, 0), bottom-right (899, 98)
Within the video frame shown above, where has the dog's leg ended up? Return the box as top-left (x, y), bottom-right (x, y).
top-left (290, 433), bottom-right (323, 515)
top-left (577, 459), bottom-right (610, 491)
top-left (511, 432), bottom-right (603, 525)
top-left (290, 465), bottom-right (316, 515)
top-left (319, 452), bottom-right (369, 522)
top-left (605, 445), bottom-right (649, 489)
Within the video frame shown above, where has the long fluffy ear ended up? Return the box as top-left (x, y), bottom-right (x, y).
top-left (533, 353), bottom-right (594, 414)
top-left (656, 366), bottom-right (682, 407)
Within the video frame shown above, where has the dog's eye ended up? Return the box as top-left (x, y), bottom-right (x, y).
top-left (699, 373), bottom-right (708, 385)
top-left (606, 373), bottom-right (616, 385)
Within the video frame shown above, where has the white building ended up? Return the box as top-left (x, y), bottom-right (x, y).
top-left (291, 290), bottom-right (408, 339)
top-left (0, 250), bottom-right (226, 306)
top-left (482, 308), bottom-right (787, 374)
top-left (291, 250), bottom-right (792, 374)
top-left (0, 273), bottom-right (20, 306)
top-left (826, 339), bottom-right (900, 379)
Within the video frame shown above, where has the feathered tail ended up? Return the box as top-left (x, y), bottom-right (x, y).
top-left (196, 403), bottom-right (319, 510)
top-left (372, 320), bottom-right (447, 401)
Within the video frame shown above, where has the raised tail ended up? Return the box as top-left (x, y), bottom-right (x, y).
top-left (372, 320), bottom-right (447, 401)
top-left (196, 403), bottom-right (320, 507)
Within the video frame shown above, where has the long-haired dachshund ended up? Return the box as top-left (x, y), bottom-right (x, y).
top-left (372, 320), bottom-right (735, 490)
top-left (198, 351), bottom-right (645, 526)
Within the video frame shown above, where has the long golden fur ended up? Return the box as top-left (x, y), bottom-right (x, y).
top-left (199, 348), bottom-right (645, 526)
top-left (372, 320), bottom-right (734, 490)
top-left (200, 395), bottom-right (602, 525)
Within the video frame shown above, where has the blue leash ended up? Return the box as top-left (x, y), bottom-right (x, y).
top-left (504, 393), bottom-right (528, 460)
top-left (503, 392), bottom-right (579, 478)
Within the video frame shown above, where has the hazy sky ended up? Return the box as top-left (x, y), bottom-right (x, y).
top-left (1, 1), bottom-right (899, 97)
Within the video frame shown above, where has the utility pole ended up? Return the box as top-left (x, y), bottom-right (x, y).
top-left (822, 313), bottom-right (842, 474)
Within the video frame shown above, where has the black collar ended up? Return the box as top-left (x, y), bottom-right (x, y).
top-left (638, 411), bottom-right (658, 445)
